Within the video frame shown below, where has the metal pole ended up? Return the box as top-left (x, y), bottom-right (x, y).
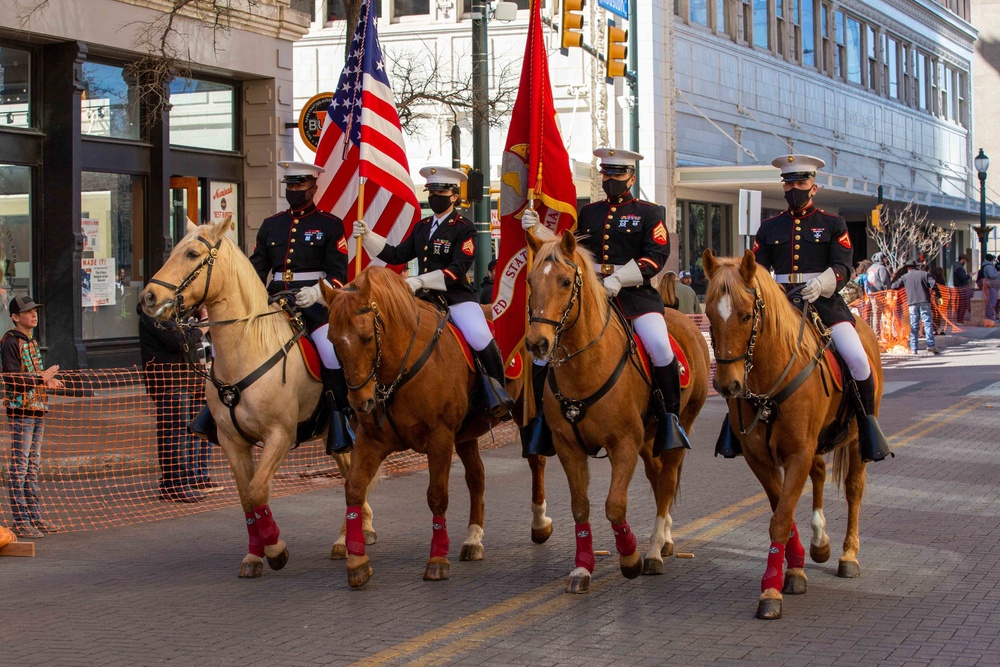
top-left (471, 0), bottom-right (492, 283)
top-left (628, 0), bottom-right (639, 196)
top-left (451, 123), bottom-right (461, 169)
top-left (980, 171), bottom-right (988, 258)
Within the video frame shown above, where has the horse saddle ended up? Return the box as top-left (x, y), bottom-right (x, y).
top-left (447, 321), bottom-right (523, 380)
top-left (613, 307), bottom-right (690, 389)
top-left (270, 297), bottom-right (323, 383)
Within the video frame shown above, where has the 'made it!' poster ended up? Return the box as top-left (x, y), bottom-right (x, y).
top-left (82, 257), bottom-right (115, 307)
top-left (210, 181), bottom-right (239, 246)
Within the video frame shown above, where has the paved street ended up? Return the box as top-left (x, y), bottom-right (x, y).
top-left (3, 332), bottom-right (1000, 666)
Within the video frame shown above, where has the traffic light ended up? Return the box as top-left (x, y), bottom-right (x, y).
top-left (606, 20), bottom-right (628, 80)
top-left (870, 204), bottom-right (882, 231)
top-left (561, 0), bottom-right (585, 50)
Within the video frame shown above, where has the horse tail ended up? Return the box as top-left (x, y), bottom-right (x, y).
top-left (832, 445), bottom-right (848, 492)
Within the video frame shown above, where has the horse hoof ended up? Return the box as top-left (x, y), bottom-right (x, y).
top-left (642, 557), bottom-right (664, 576)
top-left (330, 543), bottom-right (347, 560)
top-left (620, 553), bottom-right (643, 580)
top-left (660, 542), bottom-right (674, 558)
top-left (364, 530), bottom-right (378, 546)
top-left (347, 555), bottom-right (373, 588)
top-left (810, 538), bottom-right (831, 564)
top-left (782, 569), bottom-right (807, 595)
top-left (460, 544), bottom-right (484, 561)
top-left (837, 559), bottom-right (861, 578)
top-left (423, 557), bottom-right (451, 581)
top-left (531, 522), bottom-right (553, 544)
top-left (755, 597), bottom-right (783, 620)
top-left (239, 560), bottom-right (263, 578)
top-left (566, 574), bottom-right (591, 594)
top-left (266, 547), bottom-right (290, 571)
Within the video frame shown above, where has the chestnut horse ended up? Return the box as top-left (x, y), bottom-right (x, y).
top-left (702, 249), bottom-right (882, 620)
top-left (321, 267), bottom-right (542, 588)
top-left (524, 231), bottom-right (710, 594)
top-left (140, 219), bottom-right (374, 577)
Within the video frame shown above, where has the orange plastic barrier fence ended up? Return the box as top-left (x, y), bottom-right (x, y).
top-left (847, 284), bottom-right (969, 352)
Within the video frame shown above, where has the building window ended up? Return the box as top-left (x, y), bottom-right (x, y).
top-left (916, 51), bottom-right (929, 110)
top-left (820, 4), bottom-right (831, 74)
top-left (691, 0), bottom-right (709, 26)
top-left (81, 172), bottom-right (145, 341)
top-left (290, 0), bottom-right (315, 20)
top-left (0, 46), bottom-right (31, 129)
top-left (739, 0), bottom-right (752, 43)
top-left (886, 36), bottom-right (899, 99)
top-left (168, 78), bottom-right (236, 152)
top-left (328, 0), bottom-right (382, 21)
top-left (716, 0), bottom-right (728, 35)
top-left (901, 44), bottom-right (912, 104)
top-left (957, 70), bottom-right (967, 127)
top-left (801, 0), bottom-right (815, 67)
top-left (753, 0), bottom-right (769, 50)
top-left (845, 16), bottom-right (862, 84)
top-left (940, 63), bottom-right (954, 122)
top-left (834, 11), bottom-right (845, 80)
top-left (866, 25), bottom-right (877, 91)
top-left (80, 62), bottom-right (140, 140)
top-left (0, 164), bottom-right (31, 334)
top-left (394, 0), bottom-right (429, 18)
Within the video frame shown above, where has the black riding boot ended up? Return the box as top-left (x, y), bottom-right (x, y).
top-left (324, 367), bottom-right (355, 455)
top-left (714, 416), bottom-right (743, 458)
top-left (188, 406), bottom-right (218, 445)
top-left (520, 363), bottom-right (555, 458)
top-left (651, 359), bottom-right (691, 456)
top-left (474, 341), bottom-right (515, 421)
top-left (852, 374), bottom-right (893, 462)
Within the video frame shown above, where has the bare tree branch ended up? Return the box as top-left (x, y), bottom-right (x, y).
top-left (867, 200), bottom-right (954, 273)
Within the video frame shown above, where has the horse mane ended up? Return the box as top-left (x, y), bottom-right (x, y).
top-left (706, 258), bottom-right (818, 358)
top-left (533, 233), bottom-right (609, 320)
top-left (329, 266), bottom-right (419, 332)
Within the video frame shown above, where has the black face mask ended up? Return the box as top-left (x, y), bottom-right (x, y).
top-left (784, 187), bottom-right (812, 210)
top-left (602, 178), bottom-right (631, 200)
top-left (428, 194), bottom-right (454, 215)
top-left (285, 189), bottom-right (312, 209)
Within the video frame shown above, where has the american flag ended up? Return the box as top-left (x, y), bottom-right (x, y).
top-left (313, 0), bottom-right (419, 275)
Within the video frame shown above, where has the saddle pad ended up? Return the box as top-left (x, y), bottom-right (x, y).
top-left (823, 348), bottom-right (844, 392)
top-left (632, 333), bottom-right (690, 389)
top-left (447, 322), bottom-right (523, 379)
top-left (297, 336), bottom-right (323, 383)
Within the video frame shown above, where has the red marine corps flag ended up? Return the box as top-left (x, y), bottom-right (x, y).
top-left (493, 0), bottom-right (577, 366)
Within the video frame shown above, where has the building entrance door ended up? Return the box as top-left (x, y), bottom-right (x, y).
top-left (170, 176), bottom-right (200, 242)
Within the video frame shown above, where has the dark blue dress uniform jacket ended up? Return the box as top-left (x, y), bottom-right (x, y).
top-left (753, 205), bottom-right (855, 326)
top-left (376, 210), bottom-right (478, 306)
top-left (248, 202), bottom-right (349, 330)
top-left (576, 193), bottom-right (671, 319)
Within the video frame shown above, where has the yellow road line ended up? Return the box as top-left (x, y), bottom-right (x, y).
top-left (357, 396), bottom-right (983, 666)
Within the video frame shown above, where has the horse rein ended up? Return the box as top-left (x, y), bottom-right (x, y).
top-left (148, 235), bottom-right (222, 322)
top-left (529, 259), bottom-right (614, 366)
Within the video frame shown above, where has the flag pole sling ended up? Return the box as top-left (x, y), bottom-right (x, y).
top-left (355, 178), bottom-right (366, 275)
top-left (523, 187), bottom-right (535, 425)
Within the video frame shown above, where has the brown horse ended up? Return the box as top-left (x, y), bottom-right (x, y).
top-left (321, 267), bottom-right (542, 588)
top-left (702, 249), bottom-right (883, 620)
top-left (524, 231), bottom-right (710, 593)
top-left (140, 219), bottom-right (374, 578)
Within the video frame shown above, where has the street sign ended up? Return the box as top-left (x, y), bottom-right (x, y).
top-left (738, 189), bottom-right (762, 237)
top-left (598, 0), bottom-right (628, 20)
top-left (298, 92), bottom-right (334, 152)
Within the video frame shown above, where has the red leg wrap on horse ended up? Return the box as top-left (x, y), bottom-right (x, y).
top-left (253, 505), bottom-right (280, 547)
top-left (346, 505), bottom-right (366, 556)
top-left (611, 521), bottom-right (637, 557)
top-left (575, 523), bottom-right (595, 573)
top-left (245, 510), bottom-right (264, 558)
top-left (761, 541), bottom-right (785, 592)
top-left (786, 522), bottom-right (806, 569)
top-left (430, 515), bottom-right (450, 559)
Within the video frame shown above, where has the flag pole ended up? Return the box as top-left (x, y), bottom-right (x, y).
top-left (355, 177), bottom-right (366, 275)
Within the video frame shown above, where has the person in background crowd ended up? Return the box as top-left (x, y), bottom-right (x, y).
top-left (865, 252), bottom-right (891, 340)
top-left (658, 270), bottom-right (700, 314)
top-left (890, 260), bottom-right (940, 355)
top-left (480, 258), bottom-right (497, 305)
top-left (138, 302), bottom-right (209, 503)
top-left (930, 266), bottom-right (947, 335)
top-left (2, 296), bottom-right (64, 538)
top-left (981, 254), bottom-right (1000, 321)
top-left (854, 259), bottom-right (872, 326)
top-left (953, 255), bottom-right (971, 323)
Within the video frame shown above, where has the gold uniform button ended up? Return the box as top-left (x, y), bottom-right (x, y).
top-left (607, 215), bottom-right (614, 220)
top-left (794, 219), bottom-right (799, 224)
top-left (793, 254), bottom-right (799, 260)
top-left (795, 235), bottom-right (801, 240)
top-left (424, 246), bottom-right (428, 250)
top-left (794, 244), bottom-right (800, 250)
top-left (289, 248), bottom-right (294, 253)
top-left (293, 219), bottom-right (299, 224)
top-left (290, 238), bottom-right (296, 243)
top-left (286, 259), bottom-right (291, 265)
top-left (792, 265), bottom-right (799, 271)
top-left (291, 227), bottom-right (297, 233)
top-left (610, 207), bottom-right (617, 213)
top-left (604, 245), bottom-right (610, 250)
top-left (604, 235), bottom-right (610, 240)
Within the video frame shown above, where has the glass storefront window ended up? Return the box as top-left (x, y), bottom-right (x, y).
top-left (81, 172), bottom-right (145, 340)
top-left (168, 78), bottom-right (236, 151)
top-left (0, 46), bottom-right (31, 129)
top-left (81, 62), bottom-right (140, 140)
top-left (0, 165), bottom-right (31, 334)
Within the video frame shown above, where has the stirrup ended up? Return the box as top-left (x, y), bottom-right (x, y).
top-left (520, 417), bottom-right (555, 457)
top-left (714, 417), bottom-right (742, 458)
top-left (481, 375), bottom-right (514, 421)
top-left (188, 406), bottom-right (218, 445)
top-left (326, 410), bottom-right (355, 455)
top-left (857, 414), bottom-right (893, 462)
top-left (653, 411), bottom-right (691, 456)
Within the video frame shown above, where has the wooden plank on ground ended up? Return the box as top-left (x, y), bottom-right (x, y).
top-left (0, 541), bottom-right (36, 557)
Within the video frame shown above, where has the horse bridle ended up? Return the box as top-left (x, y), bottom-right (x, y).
top-left (528, 259), bottom-right (613, 366)
top-left (148, 235), bottom-right (222, 321)
top-left (713, 286), bottom-right (766, 388)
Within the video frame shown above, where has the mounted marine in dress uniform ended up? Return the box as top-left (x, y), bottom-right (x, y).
top-left (353, 166), bottom-right (514, 419)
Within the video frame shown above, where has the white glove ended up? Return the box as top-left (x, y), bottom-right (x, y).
top-left (357, 223), bottom-right (387, 258)
top-left (602, 259), bottom-right (643, 297)
top-left (521, 208), bottom-right (539, 231)
top-left (352, 220), bottom-right (369, 239)
top-left (405, 276), bottom-right (423, 294)
top-left (295, 283), bottom-right (323, 308)
top-left (603, 274), bottom-right (623, 297)
top-left (800, 268), bottom-right (838, 303)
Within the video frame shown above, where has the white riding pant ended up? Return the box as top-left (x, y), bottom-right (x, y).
top-left (310, 324), bottom-right (342, 370)
top-left (633, 312), bottom-right (675, 367)
top-left (448, 301), bottom-right (494, 351)
top-left (830, 322), bottom-right (870, 381)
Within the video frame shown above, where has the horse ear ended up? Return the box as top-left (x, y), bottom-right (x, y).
top-left (319, 280), bottom-right (338, 307)
top-left (558, 230), bottom-right (576, 255)
top-left (702, 249), bottom-right (718, 279)
top-left (525, 229), bottom-right (542, 254)
top-left (206, 214), bottom-right (232, 242)
top-left (739, 249), bottom-right (757, 283)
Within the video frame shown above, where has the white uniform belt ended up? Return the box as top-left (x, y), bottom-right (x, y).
top-left (775, 272), bottom-right (821, 284)
top-left (273, 270), bottom-right (326, 282)
top-left (597, 264), bottom-right (625, 276)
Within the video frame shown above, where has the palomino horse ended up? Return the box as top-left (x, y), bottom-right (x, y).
top-left (140, 219), bottom-right (375, 577)
top-left (524, 231), bottom-right (710, 593)
top-left (321, 267), bottom-right (540, 588)
top-left (702, 249), bottom-right (883, 620)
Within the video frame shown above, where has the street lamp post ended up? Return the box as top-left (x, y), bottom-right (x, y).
top-left (471, 0), bottom-right (491, 285)
top-left (973, 148), bottom-right (990, 259)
